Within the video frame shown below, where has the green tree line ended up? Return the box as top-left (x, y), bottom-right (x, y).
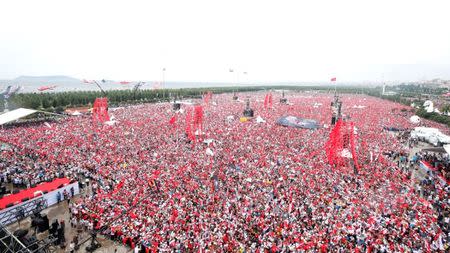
top-left (3, 85), bottom-right (375, 113)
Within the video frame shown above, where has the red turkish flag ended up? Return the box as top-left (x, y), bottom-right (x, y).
top-left (169, 115), bottom-right (176, 125)
top-left (330, 77), bottom-right (337, 82)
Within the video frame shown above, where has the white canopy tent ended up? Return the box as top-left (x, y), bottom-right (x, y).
top-left (443, 144), bottom-right (450, 155)
top-left (0, 108), bottom-right (64, 126)
top-left (0, 108), bottom-right (38, 125)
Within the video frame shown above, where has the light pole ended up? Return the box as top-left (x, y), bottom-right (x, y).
top-left (229, 68), bottom-right (234, 86)
top-left (162, 68), bottom-right (166, 88)
top-left (242, 71), bottom-right (248, 84)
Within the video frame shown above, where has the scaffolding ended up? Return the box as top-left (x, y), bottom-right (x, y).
top-left (0, 223), bottom-right (30, 253)
top-left (0, 197), bottom-right (48, 226)
top-left (0, 196), bottom-right (58, 253)
top-left (0, 223), bottom-right (58, 253)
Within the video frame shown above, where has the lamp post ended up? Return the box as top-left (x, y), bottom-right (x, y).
top-left (242, 71), bottom-right (248, 84)
top-left (229, 68), bottom-right (234, 86)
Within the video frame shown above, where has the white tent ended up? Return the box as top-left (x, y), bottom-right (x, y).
top-left (443, 144), bottom-right (450, 155)
top-left (0, 108), bottom-right (37, 125)
top-left (410, 115), bottom-right (421, 124)
top-left (71, 111), bottom-right (82, 116)
top-left (411, 127), bottom-right (450, 146)
top-left (256, 116), bottom-right (266, 123)
top-left (423, 100), bottom-right (435, 113)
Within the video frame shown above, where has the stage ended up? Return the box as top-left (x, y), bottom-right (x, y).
top-left (0, 178), bottom-right (70, 209)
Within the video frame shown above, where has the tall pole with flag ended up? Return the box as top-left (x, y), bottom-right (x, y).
top-left (330, 77), bottom-right (340, 126)
top-left (331, 77), bottom-right (337, 95)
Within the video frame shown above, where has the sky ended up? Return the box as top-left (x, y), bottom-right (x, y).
top-left (1, 0), bottom-right (450, 83)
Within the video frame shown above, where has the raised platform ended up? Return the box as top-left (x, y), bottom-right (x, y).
top-left (0, 178), bottom-right (70, 210)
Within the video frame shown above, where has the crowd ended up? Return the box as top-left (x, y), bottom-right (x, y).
top-left (414, 151), bottom-right (450, 183)
top-left (1, 92), bottom-right (449, 252)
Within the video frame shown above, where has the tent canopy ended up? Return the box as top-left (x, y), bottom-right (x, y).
top-left (421, 147), bottom-right (446, 153)
top-left (276, 116), bottom-right (320, 129)
top-left (0, 108), bottom-right (37, 125)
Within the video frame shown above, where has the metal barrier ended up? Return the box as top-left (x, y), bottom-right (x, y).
top-left (0, 197), bottom-right (48, 226)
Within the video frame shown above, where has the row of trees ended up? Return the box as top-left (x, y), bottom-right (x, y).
top-left (3, 85), bottom-right (374, 112)
top-left (416, 109), bottom-right (450, 127)
top-left (366, 88), bottom-right (450, 127)
top-left (4, 83), bottom-right (450, 127)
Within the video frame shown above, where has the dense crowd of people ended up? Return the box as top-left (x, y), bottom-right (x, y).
top-left (1, 92), bottom-right (449, 252)
top-left (414, 150), bottom-right (450, 183)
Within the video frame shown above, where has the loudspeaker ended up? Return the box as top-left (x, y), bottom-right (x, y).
top-left (32, 214), bottom-right (49, 233)
top-left (41, 215), bottom-right (50, 232)
top-left (243, 108), bottom-right (254, 117)
top-left (13, 229), bottom-right (28, 239)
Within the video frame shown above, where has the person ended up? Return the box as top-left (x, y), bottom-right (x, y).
top-left (1, 93), bottom-right (449, 251)
top-left (56, 191), bottom-right (61, 203)
top-left (50, 219), bottom-right (59, 237)
top-left (63, 189), bottom-right (69, 204)
top-left (58, 220), bottom-right (65, 246)
top-left (70, 186), bottom-right (74, 197)
top-left (69, 241), bottom-right (75, 253)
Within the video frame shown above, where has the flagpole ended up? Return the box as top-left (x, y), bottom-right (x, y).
top-left (334, 78), bottom-right (337, 96)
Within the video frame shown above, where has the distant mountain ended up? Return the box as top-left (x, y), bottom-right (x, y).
top-left (13, 75), bottom-right (80, 83)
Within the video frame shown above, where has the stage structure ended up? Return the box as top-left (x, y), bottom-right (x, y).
top-left (233, 92), bottom-right (238, 101)
top-left (132, 81), bottom-right (145, 100)
top-left (0, 224), bottom-right (30, 253)
top-left (0, 197), bottom-right (48, 226)
top-left (92, 98), bottom-right (110, 123)
top-left (173, 99), bottom-right (181, 111)
top-left (264, 93), bottom-right (273, 109)
top-left (0, 199), bottom-right (58, 253)
top-left (325, 119), bottom-right (360, 174)
top-left (280, 91), bottom-right (287, 104)
top-left (185, 105), bottom-right (204, 144)
top-left (330, 94), bottom-right (342, 125)
top-left (91, 80), bottom-right (110, 124)
top-left (203, 91), bottom-right (213, 104)
top-left (171, 93), bottom-right (182, 111)
top-left (193, 105), bottom-right (204, 134)
top-left (0, 225), bottom-right (58, 253)
top-left (243, 97), bottom-right (254, 117)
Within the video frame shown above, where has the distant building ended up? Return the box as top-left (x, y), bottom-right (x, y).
top-left (382, 85), bottom-right (397, 96)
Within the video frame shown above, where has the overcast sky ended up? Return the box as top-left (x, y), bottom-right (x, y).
top-left (1, 0), bottom-right (450, 82)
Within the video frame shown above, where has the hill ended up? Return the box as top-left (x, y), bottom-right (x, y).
top-left (13, 75), bottom-right (80, 83)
